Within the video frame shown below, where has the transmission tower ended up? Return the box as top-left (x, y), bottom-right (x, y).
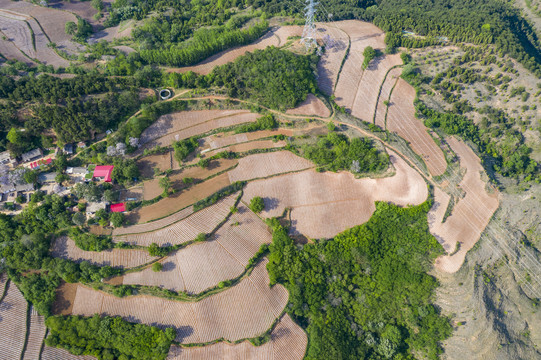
top-left (300, 0), bottom-right (318, 51)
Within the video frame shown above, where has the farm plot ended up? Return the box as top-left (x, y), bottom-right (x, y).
top-left (126, 172), bottom-right (231, 224)
top-left (0, 30), bottom-right (35, 64)
top-left (0, 0), bottom-right (79, 59)
top-left (137, 152), bottom-right (172, 178)
top-left (0, 12), bottom-right (36, 58)
top-left (169, 26), bottom-right (302, 75)
top-left (0, 281), bottom-right (28, 360)
top-left (386, 78), bottom-right (447, 176)
top-left (123, 204), bottom-right (271, 293)
top-left (433, 138), bottom-right (499, 273)
top-left (244, 150), bottom-right (428, 239)
top-left (52, 236), bottom-right (157, 268)
top-left (316, 23), bottom-right (350, 96)
top-left (114, 193), bottom-right (237, 246)
top-left (42, 346), bottom-right (96, 360)
top-left (285, 94), bottom-right (331, 117)
top-left (23, 306), bottom-right (47, 360)
top-left (333, 20), bottom-right (385, 112)
top-left (228, 151), bottom-right (314, 183)
top-left (114, 206), bottom-right (194, 236)
top-left (202, 129), bottom-right (292, 151)
top-left (349, 53), bottom-right (402, 122)
top-left (374, 67), bottom-right (402, 128)
top-left (71, 259), bottom-right (289, 344)
top-left (140, 109), bottom-right (258, 148)
top-left (204, 139), bottom-right (287, 158)
top-left (143, 158), bottom-right (238, 200)
top-left (167, 314), bottom-right (307, 360)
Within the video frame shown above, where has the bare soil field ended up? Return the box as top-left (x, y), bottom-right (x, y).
top-left (23, 306), bottom-right (47, 360)
top-left (427, 187), bottom-right (451, 232)
top-left (114, 206), bottom-right (194, 236)
top-left (70, 259), bottom-right (288, 343)
top-left (51, 236), bottom-right (157, 268)
top-left (350, 54), bottom-right (402, 122)
top-left (169, 26), bottom-right (302, 75)
top-left (333, 20), bottom-right (385, 111)
top-left (123, 204), bottom-right (271, 293)
top-left (167, 314), bottom-right (307, 360)
top-left (143, 158), bottom-right (238, 200)
top-left (88, 20), bottom-right (134, 42)
top-left (285, 94), bottom-right (331, 117)
top-left (0, 281), bottom-right (28, 360)
top-left (374, 67), bottom-right (402, 128)
top-left (0, 0), bottom-right (79, 61)
top-left (204, 139), bottom-right (287, 158)
top-left (42, 346), bottom-right (96, 360)
top-left (113, 45), bottom-right (137, 54)
top-left (137, 151), bottom-right (172, 178)
top-left (140, 109), bottom-right (258, 149)
top-left (115, 193), bottom-right (236, 246)
top-left (202, 129), bottom-right (293, 151)
top-left (127, 172), bottom-right (231, 224)
top-left (49, 0), bottom-right (97, 25)
top-left (244, 150), bottom-right (428, 239)
top-left (228, 151), bottom-right (314, 183)
top-left (386, 78), bottom-right (447, 176)
top-left (317, 23), bottom-right (350, 95)
top-left (52, 281), bottom-right (78, 316)
top-left (0, 33), bottom-right (35, 64)
top-left (433, 138), bottom-right (499, 273)
top-left (0, 11), bottom-right (36, 58)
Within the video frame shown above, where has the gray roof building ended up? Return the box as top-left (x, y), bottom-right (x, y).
top-left (21, 148), bottom-right (43, 163)
top-left (38, 172), bottom-right (57, 183)
top-left (0, 151), bottom-right (12, 164)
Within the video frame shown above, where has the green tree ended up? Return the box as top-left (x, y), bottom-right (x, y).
top-left (24, 170), bottom-right (38, 184)
top-left (362, 46), bottom-right (376, 69)
top-left (72, 212), bottom-right (86, 226)
top-left (152, 262), bottom-right (163, 272)
top-left (159, 176), bottom-right (171, 194)
top-left (65, 21), bottom-right (77, 36)
top-left (7, 127), bottom-right (22, 144)
top-left (249, 196), bottom-right (264, 213)
top-left (110, 212), bottom-right (125, 228)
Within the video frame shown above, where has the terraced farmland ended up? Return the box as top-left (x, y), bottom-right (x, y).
top-left (123, 204), bottom-right (271, 293)
top-left (228, 151), bottom-right (314, 183)
top-left (317, 23), bottom-right (350, 96)
top-left (23, 306), bottom-right (47, 360)
top-left (42, 346), bottom-right (96, 360)
top-left (52, 236), bottom-right (157, 268)
top-left (167, 314), bottom-right (307, 359)
top-left (114, 193), bottom-right (237, 246)
top-left (71, 260), bottom-right (288, 343)
top-left (285, 94), bottom-right (331, 117)
top-left (0, 281), bottom-right (28, 360)
top-left (244, 150), bottom-right (428, 239)
top-left (374, 67), bottom-right (402, 128)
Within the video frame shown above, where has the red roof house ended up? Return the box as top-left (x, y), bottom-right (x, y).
top-left (110, 203), bottom-right (126, 212)
top-left (93, 165), bottom-right (114, 182)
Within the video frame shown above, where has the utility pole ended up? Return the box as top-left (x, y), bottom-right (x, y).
top-left (300, 0), bottom-right (318, 51)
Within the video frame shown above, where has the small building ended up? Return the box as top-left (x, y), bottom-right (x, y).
top-left (110, 203), bottom-right (126, 213)
top-left (0, 150), bottom-right (16, 165)
top-left (93, 165), bottom-right (114, 182)
top-left (38, 172), bottom-right (57, 183)
top-left (63, 143), bottom-right (74, 155)
top-left (21, 148), bottom-right (43, 163)
top-left (77, 142), bottom-right (86, 149)
top-left (86, 201), bottom-right (107, 216)
top-left (66, 167), bottom-right (87, 176)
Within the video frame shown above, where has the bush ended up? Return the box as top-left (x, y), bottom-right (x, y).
top-left (249, 196), bottom-right (264, 213)
top-left (152, 262), bottom-right (163, 272)
top-left (110, 212), bottom-right (125, 228)
top-left (69, 228), bottom-right (113, 252)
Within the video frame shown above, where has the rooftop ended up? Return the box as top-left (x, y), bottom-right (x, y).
top-left (110, 203), bottom-right (126, 212)
top-left (93, 165), bottom-right (114, 182)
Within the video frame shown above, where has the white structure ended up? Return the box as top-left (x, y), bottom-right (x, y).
top-left (86, 202), bottom-right (106, 215)
top-left (300, 0), bottom-right (318, 50)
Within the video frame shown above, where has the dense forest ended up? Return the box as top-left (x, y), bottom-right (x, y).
top-left (267, 200), bottom-right (452, 359)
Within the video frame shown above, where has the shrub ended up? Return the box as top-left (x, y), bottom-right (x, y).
top-left (249, 196), bottom-right (264, 213)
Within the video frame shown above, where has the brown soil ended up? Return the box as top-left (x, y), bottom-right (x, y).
top-left (137, 151), bottom-right (173, 178)
top-left (129, 172), bottom-right (231, 224)
top-left (51, 280), bottom-right (78, 316)
top-left (89, 225), bottom-right (112, 236)
top-left (286, 94), bottom-right (331, 117)
top-left (317, 23), bottom-right (350, 96)
top-left (143, 158), bottom-right (237, 201)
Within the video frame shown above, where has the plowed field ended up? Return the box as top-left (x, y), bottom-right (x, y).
top-left (115, 193), bottom-right (237, 246)
top-left (71, 260), bottom-right (288, 343)
top-left (52, 236), bottom-right (157, 268)
top-left (0, 281), bottom-right (28, 360)
top-left (228, 151), bottom-right (314, 183)
top-left (23, 306), bottom-right (47, 360)
top-left (123, 204), bottom-right (271, 293)
top-left (433, 138), bottom-right (499, 273)
top-left (244, 150), bottom-right (428, 239)
top-left (42, 346), bottom-right (96, 360)
top-left (374, 67), bottom-right (401, 128)
top-left (285, 94), bottom-right (331, 117)
top-left (167, 314), bottom-right (307, 359)
top-left (386, 78), bottom-right (447, 176)
top-left (317, 23), bottom-right (350, 95)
